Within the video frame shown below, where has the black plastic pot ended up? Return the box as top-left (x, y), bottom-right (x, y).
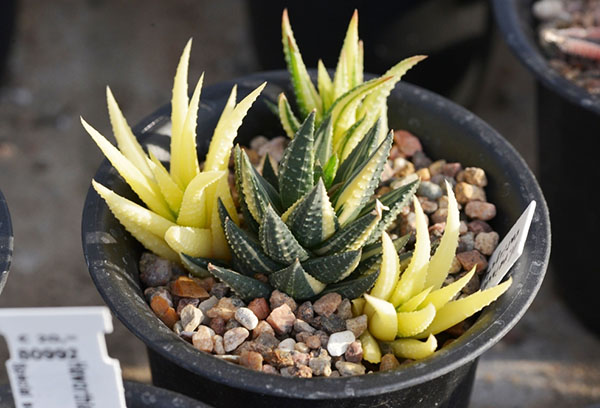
top-left (0, 381), bottom-right (209, 408)
top-left (82, 71), bottom-right (550, 407)
top-left (0, 190), bottom-right (13, 295)
top-left (246, 0), bottom-right (493, 106)
top-left (493, 0), bottom-right (600, 335)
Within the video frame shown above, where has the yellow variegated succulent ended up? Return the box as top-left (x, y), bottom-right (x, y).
top-left (359, 182), bottom-right (512, 363)
top-left (83, 40), bottom-right (265, 265)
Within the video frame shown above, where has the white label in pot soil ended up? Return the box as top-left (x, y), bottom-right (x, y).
top-left (0, 307), bottom-right (126, 408)
top-left (481, 200), bottom-right (536, 290)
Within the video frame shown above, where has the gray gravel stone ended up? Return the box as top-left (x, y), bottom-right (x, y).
top-left (418, 181), bottom-right (443, 200)
top-left (335, 361), bottom-right (366, 376)
top-left (180, 304), bottom-right (203, 332)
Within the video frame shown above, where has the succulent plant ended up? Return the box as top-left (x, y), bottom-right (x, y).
top-left (358, 182), bottom-right (512, 362)
top-left (82, 40), bottom-right (265, 263)
top-left (185, 112), bottom-right (419, 302)
top-left (278, 9), bottom-right (426, 163)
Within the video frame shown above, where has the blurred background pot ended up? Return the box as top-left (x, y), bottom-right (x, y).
top-left (0, 190), bottom-right (13, 295)
top-left (246, 0), bottom-right (493, 106)
top-left (493, 0), bottom-right (600, 335)
top-left (82, 71), bottom-right (550, 408)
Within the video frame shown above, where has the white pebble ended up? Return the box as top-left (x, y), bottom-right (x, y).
top-left (327, 330), bottom-right (356, 357)
top-left (234, 307), bottom-right (259, 330)
top-left (278, 338), bottom-right (296, 352)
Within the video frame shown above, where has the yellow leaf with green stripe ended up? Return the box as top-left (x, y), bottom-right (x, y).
top-left (170, 39), bottom-right (192, 187)
top-left (147, 152), bottom-right (183, 215)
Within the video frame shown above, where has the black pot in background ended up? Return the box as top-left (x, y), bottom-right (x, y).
top-left (82, 71), bottom-right (550, 407)
top-left (0, 381), bottom-right (210, 408)
top-left (0, 190), bottom-right (13, 295)
top-left (246, 0), bottom-right (493, 106)
top-left (493, 0), bottom-right (600, 335)
top-left (0, 0), bottom-right (17, 82)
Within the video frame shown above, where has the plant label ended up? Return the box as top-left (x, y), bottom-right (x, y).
top-left (481, 200), bottom-right (536, 290)
top-left (0, 307), bottom-right (126, 408)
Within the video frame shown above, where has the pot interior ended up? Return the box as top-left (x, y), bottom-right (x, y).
top-left (0, 190), bottom-right (13, 295)
top-left (82, 71), bottom-right (550, 399)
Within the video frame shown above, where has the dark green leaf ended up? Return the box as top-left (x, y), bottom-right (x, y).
top-left (278, 111), bottom-right (316, 209)
top-left (208, 264), bottom-right (272, 303)
top-left (269, 260), bottom-right (325, 300)
top-left (302, 250), bottom-right (361, 284)
top-left (260, 205), bottom-right (309, 264)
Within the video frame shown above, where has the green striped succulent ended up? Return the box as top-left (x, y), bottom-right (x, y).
top-left (184, 112), bottom-right (418, 302)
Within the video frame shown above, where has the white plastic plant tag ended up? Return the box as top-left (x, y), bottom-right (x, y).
top-left (0, 307), bottom-right (126, 408)
top-left (480, 200), bottom-right (536, 290)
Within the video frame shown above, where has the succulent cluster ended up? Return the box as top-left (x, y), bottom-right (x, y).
top-left (182, 10), bottom-right (427, 302)
top-left (83, 41), bottom-right (265, 263)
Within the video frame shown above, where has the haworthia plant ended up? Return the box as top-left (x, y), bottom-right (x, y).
top-left (185, 115), bottom-right (419, 301)
top-left (83, 40), bottom-right (265, 265)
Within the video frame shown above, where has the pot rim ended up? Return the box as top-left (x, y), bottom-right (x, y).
top-left (492, 0), bottom-right (600, 115)
top-left (82, 70), bottom-right (550, 399)
top-left (0, 189), bottom-right (13, 295)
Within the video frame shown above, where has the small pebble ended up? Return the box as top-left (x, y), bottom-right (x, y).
top-left (456, 250), bottom-right (489, 273)
top-left (344, 341), bottom-right (363, 363)
top-left (172, 321), bottom-right (183, 335)
top-left (306, 335), bottom-right (322, 350)
top-left (394, 130), bottom-right (422, 157)
top-left (257, 136), bottom-right (287, 163)
top-left (247, 297), bottom-right (270, 320)
top-left (442, 162), bottom-right (462, 178)
top-left (468, 220), bottom-right (493, 234)
top-left (418, 181), bottom-right (443, 200)
top-left (180, 304), bottom-right (203, 332)
top-left (249, 135), bottom-right (269, 151)
top-left (240, 350), bottom-right (263, 371)
top-left (294, 342), bottom-right (310, 353)
top-left (459, 221), bottom-right (469, 235)
top-left (296, 301), bottom-right (314, 322)
top-left (270, 290), bottom-right (297, 312)
top-left (291, 351), bottom-right (310, 367)
top-left (346, 315), bottom-right (368, 337)
top-left (213, 335), bottom-right (225, 355)
top-left (449, 256), bottom-right (463, 274)
top-left (336, 299), bottom-right (353, 320)
top-left (224, 327), bottom-right (250, 352)
top-left (431, 208), bottom-right (448, 224)
top-left (235, 307), bottom-right (259, 330)
top-left (139, 253), bottom-right (173, 287)
top-left (266, 304), bottom-right (296, 335)
top-left (225, 319), bottom-right (241, 331)
top-left (209, 317), bottom-right (226, 336)
top-left (198, 296), bottom-right (219, 324)
top-left (316, 314), bottom-right (347, 334)
top-left (206, 297), bottom-right (238, 321)
top-left (262, 364), bottom-right (278, 375)
top-left (475, 231), bottom-right (500, 256)
top-left (454, 182), bottom-right (486, 204)
top-left (313, 293), bottom-right (342, 317)
top-left (327, 330), bottom-right (356, 357)
top-left (294, 319), bottom-right (316, 334)
top-left (465, 201), bottom-right (496, 221)
top-left (170, 276), bottom-right (210, 299)
top-left (379, 354), bottom-right (401, 371)
top-left (252, 320), bottom-right (275, 339)
top-left (278, 338), bottom-right (297, 352)
top-left (176, 298), bottom-right (200, 316)
top-left (458, 232), bottom-right (475, 253)
top-left (420, 198), bottom-right (439, 214)
top-left (192, 326), bottom-right (215, 353)
top-left (416, 167), bottom-right (431, 181)
top-left (335, 361), bottom-right (366, 376)
top-left (210, 282), bottom-right (230, 298)
top-left (459, 167), bottom-right (487, 187)
top-left (309, 354), bottom-right (332, 377)
top-left (428, 160), bottom-right (446, 176)
top-left (411, 151), bottom-right (432, 169)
